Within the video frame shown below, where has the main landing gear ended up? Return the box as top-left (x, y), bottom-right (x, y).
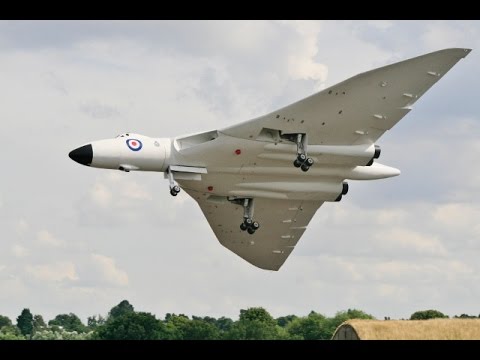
top-left (240, 218), bottom-right (260, 234)
top-left (291, 134), bottom-right (314, 172)
top-left (166, 168), bottom-right (181, 196)
top-left (230, 198), bottom-right (260, 235)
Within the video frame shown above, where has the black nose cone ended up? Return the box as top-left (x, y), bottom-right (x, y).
top-left (69, 144), bottom-right (93, 166)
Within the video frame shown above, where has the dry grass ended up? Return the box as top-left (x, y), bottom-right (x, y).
top-left (337, 319), bottom-right (480, 340)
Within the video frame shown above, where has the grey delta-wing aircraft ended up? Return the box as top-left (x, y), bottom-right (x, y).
top-left (69, 48), bottom-right (471, 271)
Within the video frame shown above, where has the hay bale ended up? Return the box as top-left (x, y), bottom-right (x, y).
top-left (332, 319), bottom-right (480, 340)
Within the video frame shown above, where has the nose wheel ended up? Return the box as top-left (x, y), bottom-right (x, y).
top-left (170, 185), bottom-right (181, 196)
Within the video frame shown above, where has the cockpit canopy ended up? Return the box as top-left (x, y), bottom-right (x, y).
top-left (115, 133), bottom-right (131, 138)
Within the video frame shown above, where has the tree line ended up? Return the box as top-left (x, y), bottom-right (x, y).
top-left (0, 301), bottom-right (477, 340)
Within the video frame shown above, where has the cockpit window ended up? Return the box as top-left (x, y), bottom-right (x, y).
top-left (115, 133), bottom-right (131, 138)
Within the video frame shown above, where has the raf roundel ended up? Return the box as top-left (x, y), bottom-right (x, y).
top-left (126, 139), bottom-right (143, 151)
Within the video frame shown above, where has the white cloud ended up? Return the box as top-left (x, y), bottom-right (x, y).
top-left (0, 277), bottom-right (28, 301)
top-left (374, 261), bottom-right (439, 279)
top-left (280, 21), bottom-right (328, 87)
top-left (422, 21), bottom-right (476, 51)
top-left (120, 181), bottom-right (152, 201)
top-left (91, 254), bottom-right (129, 287)
top-left (376, 284), bottom-right (408, 300)
top-left (444, 260), bottom-right (474, 280)
top-left (366, 20), bottom-right (393, 30)
top-left (26, 262), bottom-right (78, 282)
top-left (37, 230), bottom-right (66, 247)
top-left (79, 100), bottom-right (121, 119)
top-left (433, 203), bottom-right (480, 229)
top-left (15, 218), bottom-right (29, 236)
top-left (375, 228), bottom-right (447, 257)
top-left (90, 183), bottom-right (112, 208)
top-left (11, 244), bottom-right (29, 258)
top-left (42, 71), bottom-right (68, 95)
top-left (376, 209), bottom-right (408, 226)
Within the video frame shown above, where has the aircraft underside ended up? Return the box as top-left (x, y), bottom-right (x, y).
top-left (68, 48), bottom-right (470, 270)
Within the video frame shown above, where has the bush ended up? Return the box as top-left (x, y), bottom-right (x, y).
top-left (410, 310), bottom-right (448, 320)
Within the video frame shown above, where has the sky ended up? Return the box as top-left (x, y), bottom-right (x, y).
top-left (0, 20), bottom-right (479, 323)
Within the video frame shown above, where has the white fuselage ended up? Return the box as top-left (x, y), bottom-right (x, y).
top-left (70, 132), bottom-right (400, 203)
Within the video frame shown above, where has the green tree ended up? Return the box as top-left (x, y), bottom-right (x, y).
top-left (239, 307), bottom-right (275, 323)
top-left (95, 312), bottom-right (166, 340)
top-left (276, 315), bottom-right (298, 327)
top-left (0, 324), bottom-right (23, 340)
top-left (331, 309), bottom-right (374, 324)
top-left (410, 309), bottom-right (448, 320)
top-left (16, 308), bottom-right (33, 338)
top-left (286, 312), bottom-right (329, 340)
top-left (109, 300), bottom-right (135, 319)
top-left (0, 315), bottom-right (12, 329)
top-left (454, 314), bottom-right (477, 319)
top-left (33, 314), bottom-right (46, 331)
top-left (215, 317), bottom-right (234, 333)
top-left (32, 328), bottom-right (92, 340)
top-left (48, 313), bottom-right (88, 333)
top-left (192, 315), bottom-right (216, 325)
top-left (163, 313), bottom-right (190, 340)
top-left (225, 307), bottom-right (279, 340)
top-left (0, 325), bottom-right (25, 340)
top-left (182, 319), bottom-right (220, 340)
top-left (88, 315), bottom-right (106, 329)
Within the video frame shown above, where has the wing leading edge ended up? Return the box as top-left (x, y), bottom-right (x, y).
top-left (221, 48), bottom-right (471, 146)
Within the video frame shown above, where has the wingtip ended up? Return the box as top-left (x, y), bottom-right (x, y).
top-left (436, 47), bottom-right (472, 58)
top-left (463, 48), bottom-right (472, 56)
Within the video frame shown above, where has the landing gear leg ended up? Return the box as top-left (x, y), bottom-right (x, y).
top-left (166, 167), bottom-right (181, 196)
top-left (231, 198), bottom-right (260, 235)
top-left (293, 134), bottom-right (314, 172)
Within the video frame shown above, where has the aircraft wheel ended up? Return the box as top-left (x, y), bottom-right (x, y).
top-left (247, 227), bottom-right (255, 235)
top-left (301, 164), bottom-right (310, 172)
top-left (244, 218), bottom-right (253, 227)
top-left (170, 189), bottom-right (178, 196)
top-left (293, 159), bottom-right (302, 168)
top-left (240, 223), bottom-right (248, 231)
top-left (251, 221), bottom-right (260, 230)
top-left (297, 153), bottom-right (307, 162)
top-left (306, 157), bottom-right (314, 166)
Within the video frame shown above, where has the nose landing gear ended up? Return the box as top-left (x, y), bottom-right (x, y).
top-left (166, 167), bottom-right (181, 196)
